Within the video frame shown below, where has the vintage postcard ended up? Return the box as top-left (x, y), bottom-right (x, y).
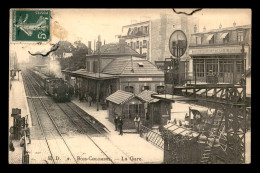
top-left (9, 8), bottom-right (251, 164)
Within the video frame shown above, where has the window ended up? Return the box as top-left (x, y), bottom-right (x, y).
top-left (125, 86), bottom-right (134, 93)
top-left (209, 35), bottom-right (214, 44)
top-left (127, 28), bottom-right (132, 36)
top-left (144, 26), bottom-right (148, 34)
top-left (130, 42), bottom-right (133, 48)
top-left (157, 86), bottom-right (165, 94)
top-left (133, 42), bottom-right (136, 50)
top-left (236, 61), bottom-right (244, 73)
top-left (141, 85), bottom-right (150, 92)
top-left (93, 61), bottom-right (99, 73)
top-left (140, 41), bottom-right (142, 48)
top-left (143, 40), bottom-right (147, 48)
top-left (196, 36), bottom-right (201, 45)
top-left (136, 41), bottom-right (139, 49)
top-left (193, 59), bottom-right (205, 77)
top-left (86, 61), bottom-right (90, 72)
top-left (238, 31), bottom-right (244, 42)
top-left (219, 60), bottom-right (233, 77)
top-left (221, 33), bottom-right (229, 43)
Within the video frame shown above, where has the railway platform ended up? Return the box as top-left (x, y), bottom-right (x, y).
top-left (71, 98), bottom-right (164, 163)
top-left (9, 74), bottom-right (32, 164)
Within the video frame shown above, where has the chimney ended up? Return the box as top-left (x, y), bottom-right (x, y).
top-left (119, 37), bottom-right (126, 45)
top-left (233, 21), bottom-right (236, 27)
top-left (119, 38), bottom-right (126, 53)
top-left (194, 24), bottom-right (197, 33)
top-left (219, 23), bottom-right (222, 29)
top-left (88, 41), bottom-right (91, 51)
top-left (203, 26), bottom-right (206, 32)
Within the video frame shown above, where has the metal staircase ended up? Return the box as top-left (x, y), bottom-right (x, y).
top-left (200, 108), bottom-right (225, 164)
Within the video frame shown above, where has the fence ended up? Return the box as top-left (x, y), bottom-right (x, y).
top-left (139, 125), bottom-right (164, 149)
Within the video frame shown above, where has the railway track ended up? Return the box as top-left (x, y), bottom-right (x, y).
top-left (23, 71), bottom-right (78, 164)
top-left (24, 69), bottom-right (135, 164)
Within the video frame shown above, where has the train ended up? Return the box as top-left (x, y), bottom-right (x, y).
top-left (28, 68), bottom-right (73, 102)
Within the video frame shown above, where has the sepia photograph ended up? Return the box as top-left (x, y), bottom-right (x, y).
top-left (8, 8), bottom-right (251, 164)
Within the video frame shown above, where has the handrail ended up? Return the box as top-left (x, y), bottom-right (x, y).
top-left (139, 124), bottom-right (164, 149)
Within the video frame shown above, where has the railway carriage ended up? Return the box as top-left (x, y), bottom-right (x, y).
top-left (28, 69), bottom-right (71, 102)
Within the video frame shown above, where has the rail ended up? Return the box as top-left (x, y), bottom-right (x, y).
top-left (23, 71), bottom-right (77, 164)
top-left (56, 103), bottom-right (114, 164)
top-left (139, 125), bottom-right (164, 149)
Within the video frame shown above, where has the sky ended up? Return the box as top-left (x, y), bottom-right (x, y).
top-left (10, 8), bottom-right (251, 63)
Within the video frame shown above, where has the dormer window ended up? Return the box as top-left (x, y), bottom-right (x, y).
top-left (195, 36), bottom-right (201, 45)
top-left (238, 31), bottom-right (244, 42)
top-left (221, 32), bottom-right (229, 43)
top-left (207, 34), bottom-right (214, 44)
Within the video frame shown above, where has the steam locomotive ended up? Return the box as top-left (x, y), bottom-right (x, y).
top-left (28, 68), bottom-right (72, 102)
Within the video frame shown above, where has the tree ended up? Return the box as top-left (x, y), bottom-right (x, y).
top-left (52, 40), bottom-right (75, 59)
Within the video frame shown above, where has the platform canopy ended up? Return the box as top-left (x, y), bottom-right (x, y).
top-left (106, 90), bottom-right (135, 105)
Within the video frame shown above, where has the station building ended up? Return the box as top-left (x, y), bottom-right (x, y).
top-left (61, 40), bottom-right (165, 107)
top-left (189, 23), bottom-right (251, 84)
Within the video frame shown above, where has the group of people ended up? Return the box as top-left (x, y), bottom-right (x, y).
top-left (78, 90), bottom-right (93, 106)
top-left (114, 115), bottom-right (142, 135)
top-left (114, 115), bottom-right (124, 135)
top-left (19, 123), bottom-right (31, 147)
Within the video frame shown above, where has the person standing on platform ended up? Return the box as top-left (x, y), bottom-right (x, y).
top-left (24, 124), bottom-right (31, 144)
top-left (88, 95), bottom-right (92, 107)
top-left (114, 115), bottom-right (119, 131)
top-left (118, 117), bottom-right (123, 135)
top-left (134, 115), bottom-right (141, 133)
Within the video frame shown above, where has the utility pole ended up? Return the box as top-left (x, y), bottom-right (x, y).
top-left (96, 35), bottom-right (101, 111)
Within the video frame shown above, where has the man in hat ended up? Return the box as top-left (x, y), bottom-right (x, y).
top-left (118, 117), bottom-right (123, 135)
top-left (114, 115), bottom-right (119, 131)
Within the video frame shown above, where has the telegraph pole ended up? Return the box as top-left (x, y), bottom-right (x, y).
top-left (96, 35), bottom-right (101, 111)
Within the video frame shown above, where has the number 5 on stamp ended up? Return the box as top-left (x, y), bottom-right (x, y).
top-left (11, 9), bottom-right (51, 42)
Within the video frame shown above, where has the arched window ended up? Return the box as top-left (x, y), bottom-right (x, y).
top-left (125, 86), bottom-right (134, 93)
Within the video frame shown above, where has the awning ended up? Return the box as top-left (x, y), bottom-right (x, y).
top-left (106, 90), bottom-right (134, 105)
top-left (207, 34), bottom-right (214, 41)
top-left (220, 32), bottom-right (229, 39)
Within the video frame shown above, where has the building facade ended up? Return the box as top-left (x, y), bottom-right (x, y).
top-left (119, 13), bottom-right (197, 65)
top-left (189, 24), bottom-right (251, 84)
top-left (62, 42), bottom-right (165, 107)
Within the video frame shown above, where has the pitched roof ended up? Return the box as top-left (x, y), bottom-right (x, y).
top-left (94, 43), bottom-right (140, 56)
top-left (106, 90), bottom-right (134, 105)
top-left (102, 57), bottom-right (164, 76)
top-left (136, 90), bottom-right (160, 103)
top-left (71, 69), bottom-right (118, 80)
